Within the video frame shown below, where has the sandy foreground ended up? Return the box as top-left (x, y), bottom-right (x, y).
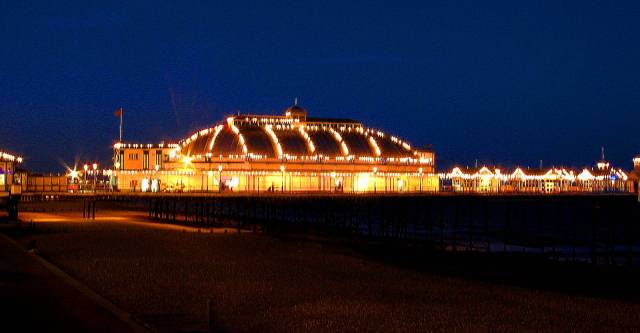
top-left (10, 211), bottom-right (640, 332)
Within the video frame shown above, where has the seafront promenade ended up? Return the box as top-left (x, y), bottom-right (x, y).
top-left (2, 208), bottom-right (640, 332)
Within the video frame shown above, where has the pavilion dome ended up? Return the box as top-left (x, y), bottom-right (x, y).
top-left (176, 106), bottom-right (428, 163)
top-left (285, 105), bottom-right (306, 114)
top-left (285, 104), bottom-right (307, 121)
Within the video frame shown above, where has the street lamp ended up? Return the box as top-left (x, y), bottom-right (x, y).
top-left (154, 164), bottom-right (160, 193)
top-left (92, 163), bottom-right (98, 193)
top-left (373, 167), bottom-right (378, 194)
top-left (83, 164), bottom-right (89, 192)
top-left (330, 171), bottom-right (336, 193)
top-left (218, 165), bottom-right (223, 192)
top-left (113, 162), bottom-right (120, 190)
top-left (280, 165), bottom-right (285, 192)
top-left (207, 170), bottom-right (213, 192)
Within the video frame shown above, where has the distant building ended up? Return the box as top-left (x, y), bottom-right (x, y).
top-left (112, 104), bottom-right (437, 193)
top-left (442, 166), bottom-right (576, 193)
top-left (506, 167), bottom-right (576, 193)
top-left (0, 150), bottom-right (24, 195)
top-left (629, 155), bottom-right (640, 193)
top-left (441, 157), bottom-right (630, 194)
top-left (576, 159), bottom-right (629, 193)
top-left (443, 166), bottom-right (502, 193)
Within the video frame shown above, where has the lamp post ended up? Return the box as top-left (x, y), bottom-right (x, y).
top-left (154, 164), bottom-right (160, 193)
top-left (419, 167), bottom-right (423, 193)
top-left (280, 165), bottom-right (285, 192)
top-left (92, 163), bottom-right (98, 193)
top-left (373, 167), bottom-right (377, 194)
top-left (218, 165), bottom-right (223, 192)
top-left (330, 171), bottom-right (336, 193)
top-left (114, 162), bottom-right (120, 192)
top-left (83, 164), bottom-right (89, 192)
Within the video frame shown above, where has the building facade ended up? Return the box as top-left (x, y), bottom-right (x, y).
top-left (442, 159), bottom-right (631, 194)
top-left (113, 105), bottom-right (438, 193)
top-left (628, 155), bottom-right (640, 193)
top-left (0, 150), bottom-right (24, 195)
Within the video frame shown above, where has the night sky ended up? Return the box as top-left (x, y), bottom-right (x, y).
top-left (2, 1), bottom-right (639, 172)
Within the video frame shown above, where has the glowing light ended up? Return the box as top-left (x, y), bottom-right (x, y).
top-left (92, 163), bottom-right (98, 171)
top-left (597, 161), bottom-right (610, 170)
top-left (368, 136), bottom-right (381, 156)
top-left (227, 176), bottom-right (239, 189)
top-left (329, 128), bottom-right (349, 156)
top-left (445, 166), bottom-right (496, 180)
top-left (67, 169), bottom-right (79, 180)
top-left (207, 125), bottom-right (224, 151)
top-left (299, 126), bottom-right (316, 154)
top-left (0, 151), bottom-right (24, 163)
top-left (577, 169), bottom-right (595, 181)
top-left (227, 122), bottom-right (248, 155)
top-left (264, 125), bottom-right (283, 158)
top-left (340, 142), bottom-right (349, 156)
top-left (356, 173), bottom-right (370, 192)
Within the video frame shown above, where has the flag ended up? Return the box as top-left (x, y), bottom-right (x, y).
top-left (114, 107), bottom-right (123, 117)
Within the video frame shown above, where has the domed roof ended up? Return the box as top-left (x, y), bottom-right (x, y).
top-left (177, 106), bottom-right (425, 164)
top-left (285, 103), bottom-right (307, 122)
top-left (285, 105), bottom-right (306, 113)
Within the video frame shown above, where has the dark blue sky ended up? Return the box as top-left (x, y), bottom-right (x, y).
top-left (2, 1), bottom-right (639, 172)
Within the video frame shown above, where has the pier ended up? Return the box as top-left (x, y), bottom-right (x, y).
top-left (15, 192), bottom-right (640, 266)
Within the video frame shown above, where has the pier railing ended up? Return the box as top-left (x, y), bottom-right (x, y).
top-left (15, 193), bottom-right (640, 266)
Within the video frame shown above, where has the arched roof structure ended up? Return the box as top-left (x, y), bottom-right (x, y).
top-left (177, 105), bottom-right (430, 165)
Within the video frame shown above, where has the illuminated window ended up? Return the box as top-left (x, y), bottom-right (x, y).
top-left (119, 152), bottom-right (124, 169)
top-left (143, 150), bottom-right (149, 170)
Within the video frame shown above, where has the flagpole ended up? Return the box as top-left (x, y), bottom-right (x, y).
top-left (119, 107), bottom-right (123, 142)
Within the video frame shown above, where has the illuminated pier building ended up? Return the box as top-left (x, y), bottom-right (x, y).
top-left (0, 149), bottom-right (24, 194)
top-left (630, 155), bottom-right (640, 193)
top-left (442, 158), bottom-right (631, 194)
top-left (113, 105), bottom-right (437, 193)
